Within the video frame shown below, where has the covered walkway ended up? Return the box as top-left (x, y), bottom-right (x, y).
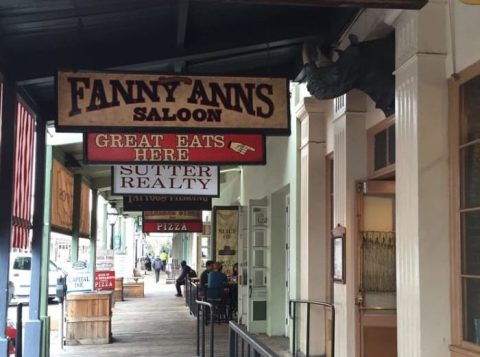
top-left (50, 273), bottom-right (229, 357)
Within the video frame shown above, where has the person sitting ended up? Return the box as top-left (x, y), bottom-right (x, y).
top-left (175, 260), bottom-right (195, 297)
top-left (199, 260), bottom-right (214, 298)
top-left (207, 262), bottom-right (228, 300)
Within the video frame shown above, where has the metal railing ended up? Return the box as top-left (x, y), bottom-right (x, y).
top-left (289, 300), bottom-right (335, 357)
top-left (186, 278), bottom-right (200, 316)
top-left (228, 321), bottom-right (277, 357)
top-left (15, 302), bottom-right (23, 357)
top-left (196, 300), bottom-right (214, 357)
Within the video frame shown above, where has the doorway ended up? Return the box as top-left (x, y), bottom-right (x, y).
top-left (356, 180), bottom-right (397, 357)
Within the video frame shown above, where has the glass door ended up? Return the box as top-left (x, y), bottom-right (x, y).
top-left (248, 204), bottom-right (268, 333)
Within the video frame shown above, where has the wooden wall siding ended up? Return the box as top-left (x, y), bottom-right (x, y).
top-left (11, 101), bottom-right (35, 249)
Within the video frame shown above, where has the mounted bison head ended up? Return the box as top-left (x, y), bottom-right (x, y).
top-left (303, 34), bottom-right (395, 117)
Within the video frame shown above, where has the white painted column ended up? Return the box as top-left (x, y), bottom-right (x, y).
top-left (333, 90), bottom-right (368, 357)
top-left (394, 2), bottom-right (451, 357)
top-left (297, 97), bottom-right (328, 355)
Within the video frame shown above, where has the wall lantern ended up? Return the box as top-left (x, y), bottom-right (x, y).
top-left (107, 203), bottom-right (119, 250)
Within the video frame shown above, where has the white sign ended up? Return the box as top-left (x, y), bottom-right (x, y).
top-left (96, 249), bottom-right (115, 271)
top-left (112, 165), bottom-right (219, 196)
top-left (67, 270), bottom-right (93, 292)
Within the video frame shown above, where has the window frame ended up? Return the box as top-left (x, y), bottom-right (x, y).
top-left (449, 59), bottom-right (480, 355)
top-left (367, 116), bottom-right (396, 179)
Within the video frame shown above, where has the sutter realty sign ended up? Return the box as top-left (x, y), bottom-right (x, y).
top-left (112, 165), bottom-right (219, 196)
top-left (57, 70), bottom-right (290, 135)
top-left (85, 133), bottom-right (265, 165)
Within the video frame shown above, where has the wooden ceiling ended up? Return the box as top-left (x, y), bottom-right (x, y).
top-left (0, 0), bottom-right (426, 118)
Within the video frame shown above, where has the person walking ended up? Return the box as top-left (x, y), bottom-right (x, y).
top-left (152, 256), bottom-right (162, 283)
top-left (160, 250), bottom-right (168, 272)
top-left (144, 255), bottom-right (152, 272)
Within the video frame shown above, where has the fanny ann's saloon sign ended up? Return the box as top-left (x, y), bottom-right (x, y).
top-left (85, 133), bottom-right (265, 165)
top-left (57, 71), bottom-right (290, 135)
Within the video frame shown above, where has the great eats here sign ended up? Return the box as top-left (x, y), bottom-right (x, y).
top-left (85, 133), bottom-right (265, 165)
top-left (57, 70), bottom-right (290, 135)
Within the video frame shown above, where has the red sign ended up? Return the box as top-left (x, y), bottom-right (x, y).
top-left (95, 271), bottom-right (115, 291)
top-left (143, 220), bottom-right (203, 233)
top-left (85, 133), bottom-right (265, 165)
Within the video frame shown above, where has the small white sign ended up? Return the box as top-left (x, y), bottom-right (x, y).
top-left (96, 249), bottom-right (115, 271)
top-left (112, 165), bottom-right (219, 196)
top-left (67, 270), bottom-right (93, 292)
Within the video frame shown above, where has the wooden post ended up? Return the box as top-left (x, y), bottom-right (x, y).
top-left (71, 174), bottom-right (82, 263)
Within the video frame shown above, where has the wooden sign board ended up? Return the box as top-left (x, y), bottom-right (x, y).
top-left (143, 210), bottom-right (203, 233)
top-left (79, 183), bottom-right (91, 237)
top-left (51, 159), bottom-right (74, 233)
top-left (85, 133), bottom-right (266, 165)
top-left (57, 70), bottom-right (290, 135)
top-left (213, 206), bottom-right (239, 276)
top-left (123, 195), bottom-right (212, 211)
top-left (112, 165), bottom-right (219, 196)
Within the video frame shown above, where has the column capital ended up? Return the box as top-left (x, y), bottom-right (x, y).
top-left (295, 96), bottom-right (329, 122)
top-left (394, 1), bottom-right (447, 70)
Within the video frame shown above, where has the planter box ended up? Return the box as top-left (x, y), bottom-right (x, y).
top-left (114, 277), bottom-right (124, 302)
top-left (65, 291), bottom-right (113, 345)
top-left (123, 282), bottom-right (144, 298)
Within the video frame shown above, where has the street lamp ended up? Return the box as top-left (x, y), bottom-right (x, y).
top-left (107, 203), bottom-right (119, 250)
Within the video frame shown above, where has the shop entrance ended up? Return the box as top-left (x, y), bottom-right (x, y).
top-left (356, 180), bottom-right (397, 357)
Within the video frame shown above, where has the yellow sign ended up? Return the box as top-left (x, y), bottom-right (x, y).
top-left (57, 70), bottom-right (290, 135)
top-left (214, 207), bottom-right (239, 276)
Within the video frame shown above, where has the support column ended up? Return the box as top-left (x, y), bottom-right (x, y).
top-left (297, 97), bottom-right (328, 355)
top-left (41, 145), bottom-right (53, 357)
top-left (394, 3), bottom-right (450, 357)
top-left (71, 174), bottom-right (82, 263)
top-left (333, 91), bottom-right (368, 357)
top-left (0, 79), bottom-right (16, 357)
top-left (24, 119), bottom-right (46, 357)
top-left (90, 189), bottom-right (98, 288)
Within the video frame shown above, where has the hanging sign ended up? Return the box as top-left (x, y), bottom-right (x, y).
top-left (79, 183), bottom-right (91, 238)
top-left (143, 220), bottom-right (203, 233)
top-left (123, 195), bottom-right (212, 211)
top-left (84, 133), bottom-right (265, 165)
top-left (213, 206), bottom-right (239, 276)
top-left (51, 159), bottom-right (74, 233)
top-left (56, 70), bottom-right (289, 135)
top-left (112, 165), bottom-right (219, 196)
top-left (143, 210), bottom-right (203, 233)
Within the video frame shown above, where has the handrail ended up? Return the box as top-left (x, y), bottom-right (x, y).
top-left (228, 321), bottom-right (277, 357)
top-left (289, 299), bottom-right (335, 357)
top-left (196, 300), bottom-right (214, 357)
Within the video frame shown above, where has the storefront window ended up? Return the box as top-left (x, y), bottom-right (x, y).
top-left (459, 75), bottom-right (480, 345)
